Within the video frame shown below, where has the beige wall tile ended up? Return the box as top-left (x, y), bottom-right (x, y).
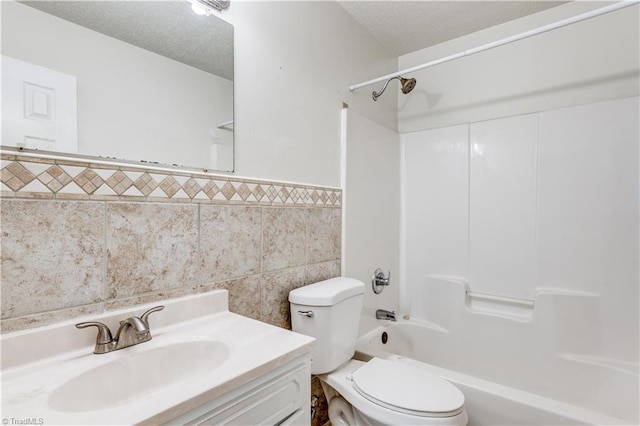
top-left (306, 260), bottom-right (341, 285)
top-left (1, 303), bottom-right (104, 333)
top-left (104, 284), bottom-right (214, 311)
top-left (262, 208), bottom-right (308, 272)
top-left (0, 200), bottom-right (105, 319)
top-left (1, 156), bottom-right (343, 332)
top-left (213, 275), bottom-right (262, 321)
top-left (106, 203), bottom-right (198, 299)
top-left (200, 205), bottom-right (261, 281)
top-left (307, 207), bottom-right (341, 264)
top-left (262, 267), bottom-right (306, 329)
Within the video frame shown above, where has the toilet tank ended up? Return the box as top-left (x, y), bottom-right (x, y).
top-left (289, 277), bottom-right (365, 374)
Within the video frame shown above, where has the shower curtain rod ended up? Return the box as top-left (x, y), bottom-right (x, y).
top-left (348, 0), bottom-right (639, 92)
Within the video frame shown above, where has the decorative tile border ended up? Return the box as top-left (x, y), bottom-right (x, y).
top-left (0, 153), bottom-right (342, 206)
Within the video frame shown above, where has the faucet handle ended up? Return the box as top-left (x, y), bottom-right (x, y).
top-left (140, 305), bottom-right (164, 327)
top-left (372, 268), bottom-right (391, 294)
top-left (76, 321), bottom-right (113, 345)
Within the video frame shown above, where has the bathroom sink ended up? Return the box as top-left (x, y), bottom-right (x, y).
top-left (2, 290), bottom-right (315, 424)
top-left (48, 340), bottom-right (230, 413)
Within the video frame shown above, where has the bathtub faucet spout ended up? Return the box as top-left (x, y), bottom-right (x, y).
top-left (376, 309), bottom-right (397, 322)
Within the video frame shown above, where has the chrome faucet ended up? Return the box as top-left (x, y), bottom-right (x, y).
top-left (375, 309), bottom-right (397, 322)
top-left (76, 305), bottom-right (164, 354)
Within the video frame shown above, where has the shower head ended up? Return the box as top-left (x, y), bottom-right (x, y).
top-left (372, 76), bottom-right (417, 101)
top-left (400, 77), bottom-right (417, 94)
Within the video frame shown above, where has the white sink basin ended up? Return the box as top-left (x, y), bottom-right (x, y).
top-left (2, 290), bottom-right (315, 425)
top-left (48, 340), bottom-right (230, 412)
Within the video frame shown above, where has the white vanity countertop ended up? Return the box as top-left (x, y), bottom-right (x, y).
top-left (1, 290), bottom-right (315, 425)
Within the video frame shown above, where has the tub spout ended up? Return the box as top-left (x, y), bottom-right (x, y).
top-left (376, 309), bottom-right (397, 322)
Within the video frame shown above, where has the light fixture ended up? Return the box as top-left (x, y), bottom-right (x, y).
top-left (188, 0), bottom-right (229, 16)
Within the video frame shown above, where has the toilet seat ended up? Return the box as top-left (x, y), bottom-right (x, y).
top-left (350, 357), bottom-right (465, 417)
top-left (321, 359), bottom-right (468, 425)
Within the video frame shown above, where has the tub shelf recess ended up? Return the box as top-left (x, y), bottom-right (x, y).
top-left (464, 290), bottom-right (535, 320)
top-left (465, 290), bottom-right (534, 307)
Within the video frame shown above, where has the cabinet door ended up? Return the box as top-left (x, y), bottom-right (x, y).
top-left (182, 361), bottom-right (310, 426)
top-left (277, 408), bottom-right (308, 426)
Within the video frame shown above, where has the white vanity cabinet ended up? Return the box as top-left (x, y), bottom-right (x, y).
top-left (169, 356), bottom-right (311, 426)
top-left (1, 291), bottom-right (315, 426)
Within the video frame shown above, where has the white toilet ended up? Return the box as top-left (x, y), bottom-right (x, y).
top-left (289, 277), bottom-right (468, 426)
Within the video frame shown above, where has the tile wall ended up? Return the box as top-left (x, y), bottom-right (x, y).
top-left (0, 153), bottom-right (342, 333)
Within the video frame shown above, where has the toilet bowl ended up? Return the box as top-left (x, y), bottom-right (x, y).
top-left (320, 359), bottom-right (467, 425)
top-left (328, 396), bottom-right (357, 426)
top-left (289, 277), bottom-right (467, 426)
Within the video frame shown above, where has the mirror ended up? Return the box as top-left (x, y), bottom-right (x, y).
top-left (1, 0), bottom-right (234, 172)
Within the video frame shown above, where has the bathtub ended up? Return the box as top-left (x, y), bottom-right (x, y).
top-left (355, 320), bottom-right (639, 426)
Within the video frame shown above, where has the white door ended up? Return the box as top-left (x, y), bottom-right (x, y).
top-left (1, 55), bottom-right (78, 153)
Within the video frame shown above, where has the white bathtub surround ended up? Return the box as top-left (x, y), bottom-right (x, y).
top-left (341, 5), bottom-right (639, 425)
top-left (1, 290), bottom-right (314, 424)
top-left (399, 97), bottom-right (639, 423)
top-left (356, 322), bottom-right (634, 426)
top-left (342, 108), bottom-right (400, 318)
top-left (401, 124), bottom-right (468, 281)
top-left (378, 278), bottom-right (638, 422)
top-left (469, 114), bottom-right (538, 300)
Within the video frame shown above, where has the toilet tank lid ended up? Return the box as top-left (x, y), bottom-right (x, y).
top-left (289, 277), bottom-right (365, 306)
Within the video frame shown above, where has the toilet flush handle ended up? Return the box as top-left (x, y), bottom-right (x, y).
top-left (297, 310), bottom-right (314, 318)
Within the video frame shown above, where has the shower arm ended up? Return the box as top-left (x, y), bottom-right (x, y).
top-left (348, 0), bottom-right (639, 92)
top-left (372, 77), bottom-right (400, 101)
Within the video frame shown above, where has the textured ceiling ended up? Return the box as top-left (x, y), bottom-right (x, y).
top-left (337, 1), bottom-right (568, 56)
top-left (23, 1), bottom-right (567, 79)
top-left (22, 1), bottom-right (234, 80)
